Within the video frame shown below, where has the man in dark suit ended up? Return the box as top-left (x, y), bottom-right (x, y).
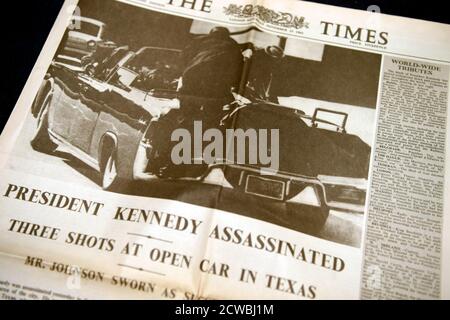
top-left (148, 27), bottom-right (245, 177)
top-left (179, 26), bottom-right (244, 101)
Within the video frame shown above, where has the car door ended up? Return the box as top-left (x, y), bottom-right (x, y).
top-left (49, 67), bottom-right (101, 153)
top-left (48, 66), bottom-right (82, 139)
top-left (67, 75), bottom-right (105, 153)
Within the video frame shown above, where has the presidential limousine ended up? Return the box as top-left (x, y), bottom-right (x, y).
top-left (30, 45), bottom-right (370, 234)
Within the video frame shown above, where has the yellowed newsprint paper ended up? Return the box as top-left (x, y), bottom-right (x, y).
top-left (0, 0), bottom-right (449, 300)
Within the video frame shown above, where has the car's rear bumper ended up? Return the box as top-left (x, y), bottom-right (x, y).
top-left (125, 173), bottom-right (329, 234)
top-left (134, 163), bottom-right (366, 214)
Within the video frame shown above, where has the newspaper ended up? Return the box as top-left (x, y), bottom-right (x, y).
top-left (0, 0), bottom-right (449, 300)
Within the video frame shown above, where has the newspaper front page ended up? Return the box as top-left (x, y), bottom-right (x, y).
top-left (0, 0), bottom-right (449, 300)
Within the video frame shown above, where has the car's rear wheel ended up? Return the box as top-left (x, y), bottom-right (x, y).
top-left (100, 140), bottom-right (120, 191)
top-left (30, 96), bottom-right (57, 154)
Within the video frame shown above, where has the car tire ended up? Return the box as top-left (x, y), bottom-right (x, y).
top-left (30, 96), bottom-right (57, 154)
top-left (100, 143), bottom-right (120, 191)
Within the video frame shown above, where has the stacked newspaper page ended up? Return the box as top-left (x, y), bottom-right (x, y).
top-left (0, 0), bottom-right (449, 300)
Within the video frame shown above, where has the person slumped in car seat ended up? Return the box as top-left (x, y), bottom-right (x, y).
top-left (133, 61), bottom-right (176, 92)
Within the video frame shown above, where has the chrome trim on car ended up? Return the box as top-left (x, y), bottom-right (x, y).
top-left (48, 129), bottom-right (100, 171)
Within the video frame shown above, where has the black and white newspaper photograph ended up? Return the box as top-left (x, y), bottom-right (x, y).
top-left (0, 0), bottom-right (449, 303)
top-left (11, 0), bottom-right (381, 248)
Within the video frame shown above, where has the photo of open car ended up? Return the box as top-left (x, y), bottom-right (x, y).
top-left (29, 41), bottom-right (371, 236)
top-left (7, 0), bottom-right (383, 248)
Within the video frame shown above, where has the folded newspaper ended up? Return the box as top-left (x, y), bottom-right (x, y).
top-left (0, 0), bottom-right (449, 300)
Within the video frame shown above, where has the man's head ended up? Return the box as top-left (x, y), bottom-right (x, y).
top-left (209, 27), bottom-right (231, 39)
